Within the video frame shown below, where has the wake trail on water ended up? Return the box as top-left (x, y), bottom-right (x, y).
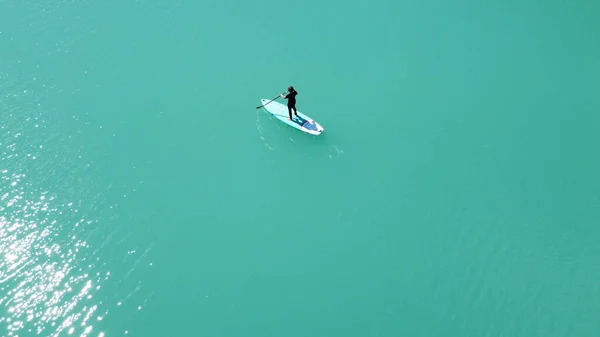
top-left (255, 109), bottom-right (275, 151)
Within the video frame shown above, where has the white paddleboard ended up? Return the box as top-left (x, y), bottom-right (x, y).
top-left (260, 98), bottom-right (324, 136)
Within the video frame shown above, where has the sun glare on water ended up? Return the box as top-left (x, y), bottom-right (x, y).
top-left (0, 167), bottom-right (110, 337)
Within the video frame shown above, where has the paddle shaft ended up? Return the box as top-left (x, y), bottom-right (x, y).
top-left (256, 93), bottom-right (284, 109)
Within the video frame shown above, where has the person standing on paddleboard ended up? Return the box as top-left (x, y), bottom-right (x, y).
top-left (281, 86), bottom-right (298, 120)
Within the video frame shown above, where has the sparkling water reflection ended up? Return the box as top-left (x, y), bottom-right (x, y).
top-left (0, 105), bottom-right (118, 337)
top-left (0, 166), bottom-right (110, 337)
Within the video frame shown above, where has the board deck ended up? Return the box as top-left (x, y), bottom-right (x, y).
top-left (260, 99), bottom-right (324, 136)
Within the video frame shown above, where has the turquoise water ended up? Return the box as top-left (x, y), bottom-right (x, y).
top-left (2, 0), bottom-right (600, 336)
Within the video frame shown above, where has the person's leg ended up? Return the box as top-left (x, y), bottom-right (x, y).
top-left (287, 105), bottom-right (293, 120)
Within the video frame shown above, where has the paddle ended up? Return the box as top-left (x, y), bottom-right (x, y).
top-left (256, 93), bottom-right (284, 109)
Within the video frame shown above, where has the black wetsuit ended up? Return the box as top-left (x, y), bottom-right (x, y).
top-left (284, 89), bottom-right (298, 119)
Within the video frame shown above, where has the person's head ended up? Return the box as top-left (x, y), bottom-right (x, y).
top-left (288, 86), bottom-right (294, 92)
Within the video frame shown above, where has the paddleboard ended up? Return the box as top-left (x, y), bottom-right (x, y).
top-left (260, 98), bottom-right (324, 136)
